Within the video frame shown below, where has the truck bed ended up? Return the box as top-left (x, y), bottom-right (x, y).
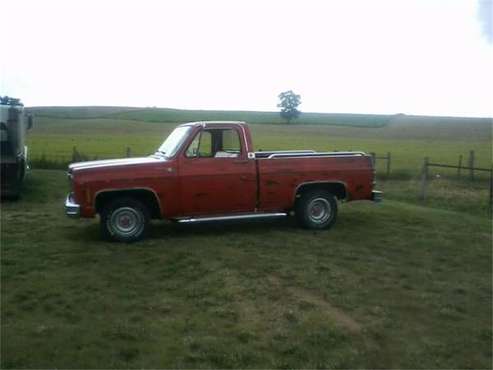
top-left (256, 151), bottom-right (374, 210)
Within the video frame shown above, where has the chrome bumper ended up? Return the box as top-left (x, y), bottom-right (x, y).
top-left (65, 193), bottom-right (80, 218)
top-left (372, 190), bottom-right (383, 203)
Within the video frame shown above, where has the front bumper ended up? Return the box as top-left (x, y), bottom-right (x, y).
top-left (65, 193), bottom-right (80, 218)
top-left (371, 190), bottom-right (383, 203)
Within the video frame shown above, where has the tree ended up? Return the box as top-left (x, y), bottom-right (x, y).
top-left (0, 96), bottom-right (23, 106)
top-left (277, 90), bottom-right (301, 123)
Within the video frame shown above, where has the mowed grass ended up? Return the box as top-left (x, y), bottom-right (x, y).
top-left (1, 170), bottom-right (492, 368)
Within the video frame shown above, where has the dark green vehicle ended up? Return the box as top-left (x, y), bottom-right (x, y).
top-left (0, 97), bottom-right (33, 198)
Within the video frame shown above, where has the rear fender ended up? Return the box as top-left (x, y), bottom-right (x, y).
top-left (294, 181), bottom-right (348, 203)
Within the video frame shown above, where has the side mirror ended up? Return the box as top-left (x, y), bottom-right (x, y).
top-left (27, 114), bottom-right (33, 130)
top-left (247, 152), bottom-right (255, 159)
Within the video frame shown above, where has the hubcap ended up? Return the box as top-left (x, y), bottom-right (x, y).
top-left (109, 207), bottom-right (144, 237)
top-left (308, 198), bottom-right (331, 224)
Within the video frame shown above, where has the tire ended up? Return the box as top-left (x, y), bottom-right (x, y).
top-left (19, 160), bottom-right (26, 183)
top-left (295, 190), bottom-right (338, 230)
top-left (100, 197), bottom-right (150, 243)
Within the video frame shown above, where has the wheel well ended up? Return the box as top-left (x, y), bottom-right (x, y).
top-left (95, 189), bottom-right (162, 219)
top-left (295, 182), bottom-right (347, 201)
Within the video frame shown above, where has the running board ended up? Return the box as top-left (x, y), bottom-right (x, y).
top-left (175, 212), bottom-right (287, 223)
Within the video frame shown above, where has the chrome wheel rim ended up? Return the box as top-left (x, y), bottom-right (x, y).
top-left (108, 207), bottom-right (144, 237)
top-left (308, 198), bottom-right (331, 224)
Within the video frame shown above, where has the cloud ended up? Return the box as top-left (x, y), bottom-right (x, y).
top-left (478, 0), bottom-right (493, 43)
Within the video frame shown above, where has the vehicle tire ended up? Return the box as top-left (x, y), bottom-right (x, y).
top-left (295, 190), bottom-right (338, 230)
top-left (19, 160), bottom-right (26, 183)
top-left (100, 197), bottom-right (150, 243)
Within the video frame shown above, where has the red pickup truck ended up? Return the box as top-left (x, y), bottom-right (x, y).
top-left (66, 121), bottom-right (381, 242)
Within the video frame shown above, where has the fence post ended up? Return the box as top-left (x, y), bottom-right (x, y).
top-left (469, 150), bottom-right (475, 181)
top-left (420, 157), bottom-right (429, 201)
top-left (126, 147), bottom-right (131, 158)
top-left (386, 152), bottom-right (391, 176)
top-left (489, 168), bottom-right (493, 218)
top-left (457, 155), bottom-right (463, 178)
top-left (72, 146), bottom-right (78, 162)
top-left (370, 152), bottom-right (376, 167)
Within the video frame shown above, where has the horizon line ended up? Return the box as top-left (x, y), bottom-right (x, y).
top-left (25, 105), bottom-right (493, 120)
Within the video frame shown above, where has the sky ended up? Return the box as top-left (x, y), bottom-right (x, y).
top-left (1, 0), bottom-right (492, 117)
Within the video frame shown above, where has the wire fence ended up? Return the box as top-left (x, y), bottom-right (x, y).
top-left (419, 155), bottom-right (492, 212)
top-left (29, 146), bottom-right (135, 169)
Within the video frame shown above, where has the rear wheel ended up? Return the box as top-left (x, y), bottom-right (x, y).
top-left (295, 190), bottom-right (338, 229)
top-left (100, 197), bottom-right (150, 242)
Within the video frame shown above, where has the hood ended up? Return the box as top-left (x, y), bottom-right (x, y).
top-left (69, 156), bottom-right (165, 172)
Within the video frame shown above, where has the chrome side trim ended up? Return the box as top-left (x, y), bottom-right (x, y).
top-left (266, 151), bottom-right (366, 159)
top-left (189, 121), bottom-right (246, 127)
top-left (65, 193), bottom-right (80, 218)
top-left (256, 150), bottom-right (316, 154)
top-left (175, 212), bottom-right (287, 223)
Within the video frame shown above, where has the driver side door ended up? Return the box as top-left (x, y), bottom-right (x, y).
top-left (178, 127), bottom-right (257, 216)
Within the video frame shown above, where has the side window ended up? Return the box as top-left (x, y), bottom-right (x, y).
top-left (185, 128), bottom-right (241, 158)
top-left (185, 133), bottom-right (200, 157)
top-left (221, 129), bottom-right (241, 155)
top-left (198, 131), bottom-right (212, 157)
top-left (185, 131), bottom-right (213, 158)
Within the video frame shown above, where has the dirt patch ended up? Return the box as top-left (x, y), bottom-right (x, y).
top-left (288, 286), bottom-right (361, 333)
top-left (267, 275), bottom-right (361, 334)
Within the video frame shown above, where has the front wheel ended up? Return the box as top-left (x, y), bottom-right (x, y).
top-left (100, 197), bottom-right (150, 242)
top-left (295, 190), bottom-right (338, 230)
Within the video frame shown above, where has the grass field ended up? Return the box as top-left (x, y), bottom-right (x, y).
top-left (2, 107), bottom-right (492, 368)
top-left (29, 106), bottom-right (394, 127)
top-left (1, 170), bottom-right (492, 368)
top-left (27, 107), bottom-right (491, 173)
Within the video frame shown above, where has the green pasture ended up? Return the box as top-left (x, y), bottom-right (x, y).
top-left (29, 106), bottom-right (392, 127)
top-left (26, 110), bottom-right (491, 177)
top-left (1, 170), bottom-right (491, 368)
top-left (2, 108), bottom-right (492, 367)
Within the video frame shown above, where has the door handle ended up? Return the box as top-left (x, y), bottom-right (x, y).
top-left (240, 175), bottom-right (248, 181)
top-left (233, 160), bottom-right (249, 164)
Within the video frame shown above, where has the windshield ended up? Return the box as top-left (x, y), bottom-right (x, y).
top-left (157, 126), bottom-right (191, 158)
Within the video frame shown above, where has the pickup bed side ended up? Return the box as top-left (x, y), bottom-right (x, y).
top-left (256, 154), bottom-right (374, 211)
